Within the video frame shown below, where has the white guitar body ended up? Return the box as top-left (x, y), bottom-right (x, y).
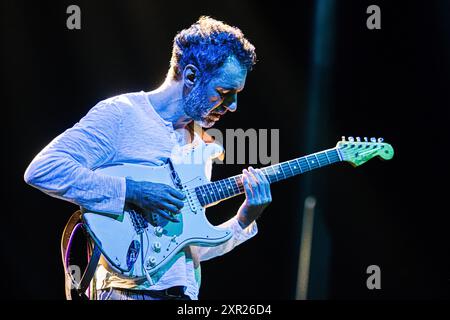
top-left (82, 142), bottom-right (231, 281)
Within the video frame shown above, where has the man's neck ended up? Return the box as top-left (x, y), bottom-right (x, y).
top-left (146, 78), bottom-right (192, 130)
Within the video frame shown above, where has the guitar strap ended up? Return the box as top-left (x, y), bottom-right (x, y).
top-left (61, 210), bottom-right (101, 300)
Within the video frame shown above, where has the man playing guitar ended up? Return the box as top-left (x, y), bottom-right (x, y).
top-left (24, 16), bottom-right (271, 300)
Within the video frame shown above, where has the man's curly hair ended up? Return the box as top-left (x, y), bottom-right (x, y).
top-left (169, 16), bottom-right (257, 80)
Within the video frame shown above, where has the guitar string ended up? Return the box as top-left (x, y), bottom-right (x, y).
top-left (183, 148), bottom-right (342, 206)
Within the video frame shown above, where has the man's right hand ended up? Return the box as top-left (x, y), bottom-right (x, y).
top-left (125, 178), bottom-right (185, 222)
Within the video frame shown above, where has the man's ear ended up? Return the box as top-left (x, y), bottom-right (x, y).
top-left (183, 64), bottom-right (199, 88)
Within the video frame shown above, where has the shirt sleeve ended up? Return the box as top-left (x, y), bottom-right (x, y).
top-left (23, 101), bottom-right (127, 214)
top-left (191, 215), bottom-right (258, 262)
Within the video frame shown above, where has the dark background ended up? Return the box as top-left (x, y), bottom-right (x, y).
top-left (2, 0), bottom-right (449, 300)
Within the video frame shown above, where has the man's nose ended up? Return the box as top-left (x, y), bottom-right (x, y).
top-left (226, 101), bottom-right (237, 112)
top-left (225, 94), bottom-right (238, 112)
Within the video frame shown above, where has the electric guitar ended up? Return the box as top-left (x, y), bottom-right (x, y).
top-left (81, 136), bottom-right (394, 282)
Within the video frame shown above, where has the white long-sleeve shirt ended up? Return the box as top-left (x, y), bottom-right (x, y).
top-left (24, 91), bottom-right (257, 299)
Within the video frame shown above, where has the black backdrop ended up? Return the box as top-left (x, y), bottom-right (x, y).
top-left (2, 0), bottom-right (449, 300)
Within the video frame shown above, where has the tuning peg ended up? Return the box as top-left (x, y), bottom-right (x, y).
top-left (364, 137), bottom-right (368, 142)
top-left (341, 136), bottom-right (346, 141)
top-left (370, 137), bottom-right (376, 142)
top-left (377, 137), bottom-right (384, 142)
top-left (348, 136), bottom-right (354, 142)
top-left (356, 137), bottom-right (361, 142)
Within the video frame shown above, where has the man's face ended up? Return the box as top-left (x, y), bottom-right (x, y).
top-left (183, 56), bottom-right (247, 128)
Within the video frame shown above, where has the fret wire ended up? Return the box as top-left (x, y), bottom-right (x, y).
top-left (212, 181), bottom-right (220, 199)
top-left (261, 167), bottom-right (270, 182)
top-left (316, 152), bottom-right (327, 166)
top-left (274, 164), bottom-right (283, 181)
top-left (278, 163), bottom-right (287, 179)
top-left (334, 149), bottom-right (343, 161)
top-left (316, 153), bottom-right (324, 166)
top-left (203, 186), bottom-right (208, 205)
top-left (204, 184), bottom-right (212, 203)
top-left (232, 176), bottom-right (241, 193)
top-left (309, 155), bottom-right (318, 169)
top-left (271, 164), bottom-right (279, 181)
top-left (325, 150), bottom-right (334, 162)
top-left (215, 182), bottom-right (222, 200)
top-left (210, 182), bottom-right (218, 200)
top-left (302, 157), bottom-right (311, 171)
top-left (299, 159), bottom-right (304, 172)
top-left (223, 180), bottom-right (233, 197)
top-left (218, 180), bottom-right (226, 198)
top-left (203, 185), bottom-right (212, 203)
top-left (209, 184), bottom-right (216, 202)
top-left (266, 165), bottom-right (276, 182)
top-left (323, 152), bottom-right (330, 164)
top-left (310, 155), bottom-right (319, 168)
top-left (233, 176), bottom-right (243, 193)
top-left (223, 179), bottom-right (232, 198)
top-left (313, 153), bottom-right (320, 167)
top-left (286, 160), bottom-right (295, 176)
top-left (197, 186), bottom-right (204, 204)
top-left (266, 167), bottom-right (276, 184)
top-left (270, 166), bottom-right (278, 182)
top-left (285, 162), bottom-right (293, 177)
top-left (294, 159), bottom-right (301, 174)
top-left (215, 180), bottom-right (224, 199)
top-left (282, 162), bottom-right (292, 178)
top-left (264, 166), bottom-right (273, 182)
top-left (294, 158), bottom-right (303, 174)
top-left (326, 151), bottom-right (335, 163)
top-left (231, 176), bottom-right (240, 193)
top-left (202, 185), bottom-right (213, 205)
top-left (320, 152), bottom-right (327, 165)
top-left (324, 151), bottom-right (331, 164)
top-left (220, 180), bottom-right (228, 198)
top-left (223, 178), bottom-right (235, 197)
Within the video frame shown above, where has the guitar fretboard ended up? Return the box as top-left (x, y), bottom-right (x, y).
top-left (195, 148), bottom-right (342, 207)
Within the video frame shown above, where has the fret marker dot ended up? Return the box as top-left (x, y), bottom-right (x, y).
top-left (311, 160), bottom-right (314, 163)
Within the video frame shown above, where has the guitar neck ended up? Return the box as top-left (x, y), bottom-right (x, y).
top-left (195, 147), bottom-right (343, 207)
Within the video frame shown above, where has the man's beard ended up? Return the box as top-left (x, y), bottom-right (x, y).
top-left (183, 81), bottom-right (216, 128)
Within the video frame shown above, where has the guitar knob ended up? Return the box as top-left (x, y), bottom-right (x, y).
top-left (348, 136), bottom-right (354, 142)
top-left (364, 137), bottom-right (368, 142)
top-left (145, 256), bottom-right (157, 268)
top-left (341, 136), bottom-right (346, 141)
top-left (370, 137), bottom-right (376, 142)
top-left (154, 226), bottom-right (163, 237)
top-left (378, 137), bottom-right (384, 142)
top-left (356, 137), bottom-right (361, 142)
top-left (152, 242), bottom-right (161, 253)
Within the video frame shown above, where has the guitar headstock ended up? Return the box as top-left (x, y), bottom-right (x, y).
top-left (336, 136), bottom-right (394, 167)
